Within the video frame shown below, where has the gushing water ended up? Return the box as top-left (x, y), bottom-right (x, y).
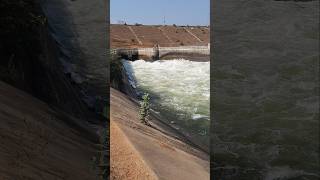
top-left (122, 59), bottom-right (210, 148)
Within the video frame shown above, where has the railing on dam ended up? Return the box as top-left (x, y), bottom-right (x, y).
top-left (111, 45), bottom-right (210, 60)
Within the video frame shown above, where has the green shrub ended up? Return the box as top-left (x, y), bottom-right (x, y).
top-left (139, 93), bottom-right (150, 125)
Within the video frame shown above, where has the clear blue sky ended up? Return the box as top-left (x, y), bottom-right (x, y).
top-left (110, 0), bottom-right (210, 26)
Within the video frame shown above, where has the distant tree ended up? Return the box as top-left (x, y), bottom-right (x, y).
top-left (173, 24), bottom-right (177, 27)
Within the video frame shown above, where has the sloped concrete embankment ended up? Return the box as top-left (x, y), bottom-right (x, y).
top-left (0, 1), bottom-right (91, 119)
top-left (0, 81), bottom-right (99, 179)
top-left (110, 24), bottom-right (210, 48)
top-left (41, 0), bottom-right (108, 106)
top-left (0, 1), bottom-right (106, 179)
top-left (110, 88), bottom-right (210, 180)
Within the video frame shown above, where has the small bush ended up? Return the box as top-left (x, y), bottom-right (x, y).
top-left (139, 93), bottom-right (150, 125)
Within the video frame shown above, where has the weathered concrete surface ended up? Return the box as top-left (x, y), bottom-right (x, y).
top-left (111, 24), bottom-right (210, 48)
top-left (110, 120), bottom-right (158, 180)
top-left (0, 81), bottom-right (99, 180)
top-left (114, 45), bottom-right (210, 60)
top-left (0, 1), bottom-right (108, 179)
top-left (110, 88), bottom-right (210, 180)
top-left (158, 46), bottom-right (210, 58)
top-left (41, 0), bottom-right (108, 98)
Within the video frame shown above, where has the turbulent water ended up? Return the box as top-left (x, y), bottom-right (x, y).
top-left (211, 0), bottom-right (319, 179)
top-left (122, 59), bottom-right (210, 148)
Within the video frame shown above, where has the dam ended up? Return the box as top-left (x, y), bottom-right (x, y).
top-left (111, 24), bottom-right (210, 60)
top-left (110, 23), bottom-right (211, 178)
top-left (113, 45), bottom-right (210, 60)
top-left (111, 25), bottom-right (211, 149)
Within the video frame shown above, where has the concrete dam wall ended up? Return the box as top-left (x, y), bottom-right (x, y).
top-left (113, 45), bottom-right (210, 60)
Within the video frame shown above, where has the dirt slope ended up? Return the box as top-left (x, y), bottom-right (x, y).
top-left (110, 88), bottom-right (210, 180)
top-left (111, 24), bottom-right (210, 48)
top-left (0, 80), bottom-right (99, 180)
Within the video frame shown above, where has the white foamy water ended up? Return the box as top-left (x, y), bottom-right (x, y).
top-left (122, 59), bottom-right (210, 145)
